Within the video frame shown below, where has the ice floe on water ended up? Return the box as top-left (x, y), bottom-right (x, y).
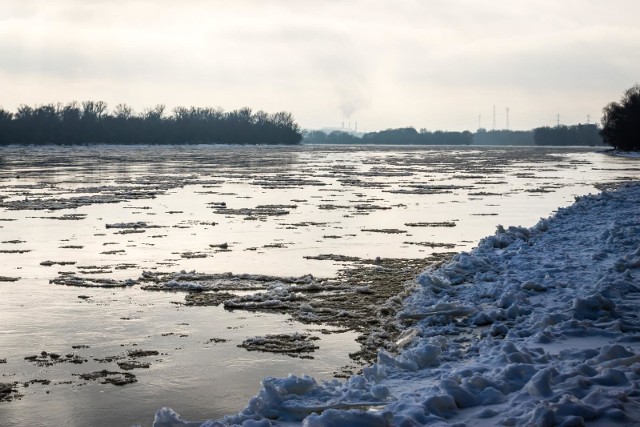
top-left (154, 182), bottom-right (640, 426)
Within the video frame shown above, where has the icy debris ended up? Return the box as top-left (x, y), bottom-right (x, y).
top-left (238, 333), bottom-right (320, 358)
top-left (0, 382), bottom-right (21, 402)
top-left (521, 280), bottom-right (547, 292)
top-left (140, 270), bottom-right (317, 291)
top-left (74, 370), bottom-right (137, 386)
top-left (145, 256), bottom-right (448, 367)
top-left (117, 360), bottom-right (150, 371)
top-left (181, 252), bottom-right (208, 259)
top-left (106, 221), bottom-right (157, 229)
top-left (303, 409), bottom-right (392, 427)
top-left (394, 327), bottom-right (420, 349)
top-left (210, 205), bottom-right (292, 219)
top-left (573, 293), bottom-right (616, 320)
top-left (398, 301), bottom-right (475, 322)
top-left (156, 182), bottom-right (640, 426)
top-left (185, 292), bottom-right (237, 306)
top-left (128, 349), bottom-right (159, 358)
top-left (164, 280), bottom-right (203, 291)
top-left (405, 221), bottom-right (457, 228)
top-left (24, 351), bottom-right (87, 366)
top-left (210, 242), bottom-right (229, 250)
top-left (222, 375), bottom-right (391, 424)
top-left (361, 228), bottom-right (406, 234)
top-left (50, 275), bottom-right (136, 288)
top-left (303, 254), bottom-right (361, 262)
top-left (40, 260), bottom-right (76, 266)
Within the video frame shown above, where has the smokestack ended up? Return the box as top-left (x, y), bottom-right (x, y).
top-left (355, 121), bottom-right (358, 132)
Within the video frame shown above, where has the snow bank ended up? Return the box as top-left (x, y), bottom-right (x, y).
top-left (153, 183), bottom-right (640, 426)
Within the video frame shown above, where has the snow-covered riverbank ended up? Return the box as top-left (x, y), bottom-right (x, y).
top-left (155, 181), bottom-right (640, 426)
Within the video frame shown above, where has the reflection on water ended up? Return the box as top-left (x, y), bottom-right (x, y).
top-left (0, 145), bottom-right (638, 426)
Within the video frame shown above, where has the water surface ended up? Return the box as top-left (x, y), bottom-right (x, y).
top-left (0, 145), bottom-right (638, 426)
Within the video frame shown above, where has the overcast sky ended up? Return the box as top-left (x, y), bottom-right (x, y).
top-left (1, 0), bottom-right (639, 131)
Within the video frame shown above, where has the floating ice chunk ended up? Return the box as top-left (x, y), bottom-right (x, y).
top-left (165, 280), bottom-right (203, 291)
top-left (105, 221), bottom-right (149, 229)
top-left (298, 303), bottom-right (315, 313)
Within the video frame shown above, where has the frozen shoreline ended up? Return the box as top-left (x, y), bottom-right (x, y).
top-left (154, 181), bottom-right (640, 426)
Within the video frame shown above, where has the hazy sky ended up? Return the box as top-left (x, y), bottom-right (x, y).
top-left (1, 0), bottom-right (639, 131)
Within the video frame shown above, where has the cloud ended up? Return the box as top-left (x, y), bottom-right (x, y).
top-left (394, 26), bottom-right (640, 93)
top-left (1, 0), bottom-right (639, 129)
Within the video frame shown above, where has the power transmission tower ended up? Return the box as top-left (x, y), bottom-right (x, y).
top-left (556, 114), bottom-right (560, 127)
top-left (506, 107), bottom-right (510, 130)
top-left (492, 105), bottom-right (496, 130)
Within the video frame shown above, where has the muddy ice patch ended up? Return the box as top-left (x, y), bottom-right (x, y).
top-left (138, 253), bottom-right (452, 365)
top-left (24, 351), bottom-right (87, 367)
top-left (139, 271), bottom-right (316, 292)
top-left (74, 370), bottom-right (137, 386)
top-left (50, 275), bottom-right (136, 288)
top-left (238, 333), bottom-right (320, 358)
top-left (404, 221), bottom-right (457, 227)
top-left (209, 203), bottom-right (296, 220)
top-left (106, 221), bottom-right (162, 235)
top-left (0, 382), bottom-right (21, 402)
top-left (40, 260), bottom-right (76, 267)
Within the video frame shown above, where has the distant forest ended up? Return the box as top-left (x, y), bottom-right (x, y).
top-left (304, 128), bottom-right (473, 145)
top-left (0, 102), bottom-right (302, 145)
top-left (303, 124), bottom-right (604, 146)
top-left (532, 124), bottom-right (603, 146)
top-left (0, 101), bottom-right (605, 147)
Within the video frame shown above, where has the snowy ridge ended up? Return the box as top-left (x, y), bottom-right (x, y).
top-left (153, 183), bottom-right (640, 427)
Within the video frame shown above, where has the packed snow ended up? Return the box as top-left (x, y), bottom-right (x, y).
top-left (153, 182), bottom-right (638, 426)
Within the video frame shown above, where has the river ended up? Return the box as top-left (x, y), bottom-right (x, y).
top-left (0, 145), bottom-right (638, 426)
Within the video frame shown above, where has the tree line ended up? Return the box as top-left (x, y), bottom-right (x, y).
top-left (363, 128), bottom-right (474, 145)
top-left (303, 127), bottom-right (473, 145)
top-left (600, 84), bottom-right (640, 151)
top-left (303, 126), bottom-right (603, 146)
top-left (532, 124), bottom-right (602, 146)
top-left (474, 129), bottom-right (534, 146)
top-left (0, 102), bottom-right (302, 145)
